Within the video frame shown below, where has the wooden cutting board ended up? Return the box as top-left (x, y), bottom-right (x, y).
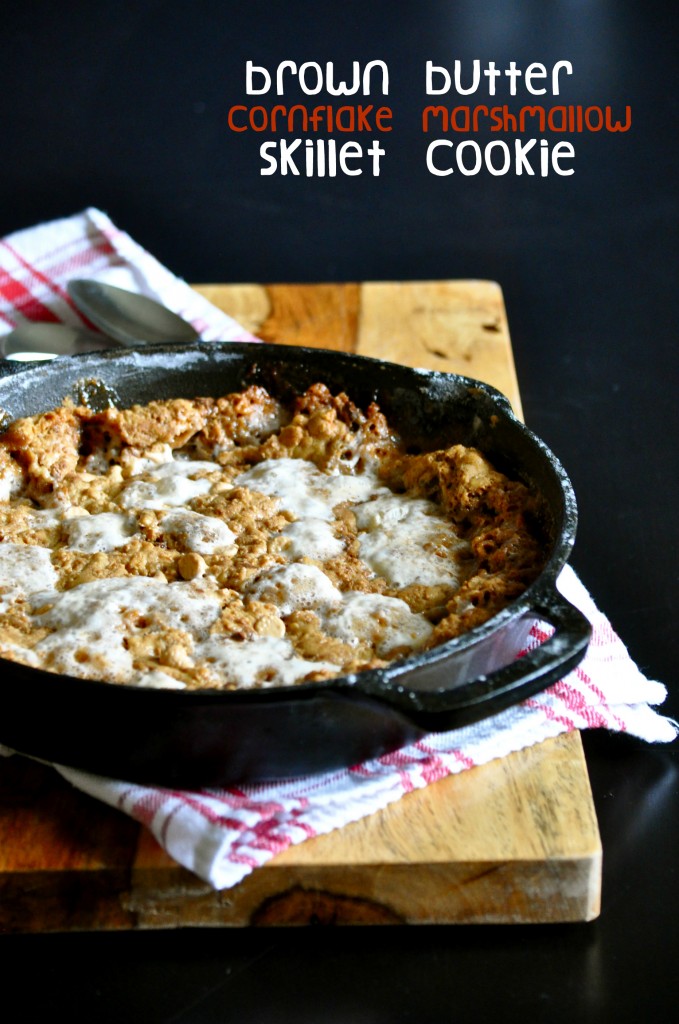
top-left (0, 281), bottom-right (601, 931)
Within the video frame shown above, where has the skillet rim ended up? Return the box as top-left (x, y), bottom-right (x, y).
top-left (0, 340), bottom-right (582, 711)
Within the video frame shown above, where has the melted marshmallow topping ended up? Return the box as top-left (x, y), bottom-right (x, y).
top-left (246, 562), bottom-right (343, 616)
top-left (0, 446), bottom-right (472, 687)
top-left (192, 636), bottom-right (340, 689)
top-left (322, 592), bottom-right (434, 656)
top-left (235, 458), bottom-right (379, 520)
top-left (0, 384), bottom-right (543, 693)
top-left (159, 510), bottom-right (236, 554)
top-left (354, 494), bottom-right (467, 588)
top-left (64, 513), bottom-right (139, 553)
top-left (119, 458), bottom-right (217, 510)
top-left (0, 543), bottom-right (58, 613)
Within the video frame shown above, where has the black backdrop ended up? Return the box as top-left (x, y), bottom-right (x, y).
top-left (1, 2), bottom-right (677, 1020)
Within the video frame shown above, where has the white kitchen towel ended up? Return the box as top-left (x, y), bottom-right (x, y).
top-left (0, 206), bottom-right (257, 342)
top-left (0, 210), bottom-right (675, 891)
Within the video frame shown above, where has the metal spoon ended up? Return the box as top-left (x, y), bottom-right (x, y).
top-left (68, 280), bottom-right (200, 347)
top-left (0, 321), bottom-right (116, 362)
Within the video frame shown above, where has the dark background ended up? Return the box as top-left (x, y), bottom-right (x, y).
top-left (1, 1), bottom-right (677, 1020)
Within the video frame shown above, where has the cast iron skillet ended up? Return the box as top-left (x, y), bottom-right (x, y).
top-left (0, 343), bottom-right (591, 786)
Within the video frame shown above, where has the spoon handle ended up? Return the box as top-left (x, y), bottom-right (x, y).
top-left (0, 322), bottom-right (117, 361)
top-left (68, 280), bottom-right (200, 346)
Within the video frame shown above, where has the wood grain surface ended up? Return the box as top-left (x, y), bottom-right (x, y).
top-left (0, 281), bottom-right (601, 931)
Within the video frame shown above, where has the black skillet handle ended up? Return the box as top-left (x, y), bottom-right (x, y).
top-left (381, 587), bottom-right (592, 732)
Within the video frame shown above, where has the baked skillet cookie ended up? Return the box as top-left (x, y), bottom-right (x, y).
top-left (0, 383), bottom-right (548, 691)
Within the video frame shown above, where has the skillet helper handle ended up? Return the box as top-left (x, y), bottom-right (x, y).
top-left (392, 587), bottom-right (592, 731)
